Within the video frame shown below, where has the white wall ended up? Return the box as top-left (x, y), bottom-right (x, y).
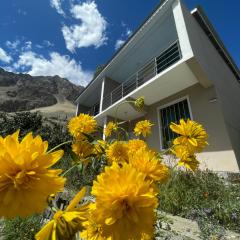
top-left (145, 83), bottom-right (239, 172)
top-left (179, 1), bottom-right (240, 168)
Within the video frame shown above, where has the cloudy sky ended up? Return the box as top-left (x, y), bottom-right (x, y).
top-left (0, 0), bottom-right (239, 86)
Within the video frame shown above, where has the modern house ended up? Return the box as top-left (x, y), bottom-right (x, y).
top-left (75, 0), bottom-right (240, 172)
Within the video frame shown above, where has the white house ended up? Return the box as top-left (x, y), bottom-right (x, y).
top-left (75, 0), bottom-right (240, 172)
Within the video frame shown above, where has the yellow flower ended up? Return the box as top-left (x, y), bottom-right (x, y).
top-left (91, 163), bottom-right (158, 240)
top-left (81, 203), bottom-right (108, 240)
top-left (134, 96), bottom-right (145, 111)
top-left (134, 120), bottom-right (153, 137)
top-left (170, 119), bottom-right (208, 153)
top-left (172, 145), bottom-right (199, 171)
top-left (36, 187), bottom-right (89, 240)
top-left (106, 141), bottom-right (129, 164)
top-left (104, 122), bottom-right (118, 138)
top-left (0, 130), bottom-right (65, 219)
top-left (127, 139), bottom-right (147, 156)
top-left (129, 149), bottom-right (169, 183)
top-left (82, 218), bottom-right (106, 240)
top-left (68, 114), bottom-right (97, 140)
top-left (72, 140), bottom-right (93, 165)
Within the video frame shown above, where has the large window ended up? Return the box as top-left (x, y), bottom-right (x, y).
top-left (159, 98), bottom-right (191, 149)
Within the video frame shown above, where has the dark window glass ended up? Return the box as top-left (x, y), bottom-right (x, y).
top-left (160, 99), bottom-right (191, 149)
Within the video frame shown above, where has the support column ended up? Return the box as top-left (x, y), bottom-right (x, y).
top-left (172, 0), bottom-right (193, 60)
top-left (102, 115), bottom-right (108, 140)
top-left (75, 103), bottom-right (80, 116)
top-left (99, 78), bottom-right (105, 113)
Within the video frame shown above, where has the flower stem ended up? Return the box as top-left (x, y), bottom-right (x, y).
top-left (47, 140), bottom-right (72, 153)
top-left (61, 164), bottom-right (77, 177)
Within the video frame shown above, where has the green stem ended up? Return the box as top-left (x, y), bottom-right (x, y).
top-left (47, 140), bottom-right (72, 154)
top-left (61, 164), bottom-right (77, 177)
top-left (61, 158), bottom-right (90, 177)
top-left (119, 127), bottom-right (129, 140)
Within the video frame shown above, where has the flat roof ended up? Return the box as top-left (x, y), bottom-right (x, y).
top-left (191, 7), bottom-right (240, 81)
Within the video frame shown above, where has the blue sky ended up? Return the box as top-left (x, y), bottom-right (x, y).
top-left (0, 0), bottom-right (239, 86)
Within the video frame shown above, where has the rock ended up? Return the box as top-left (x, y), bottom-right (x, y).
top-left (161, 222), bottom-right (171, 231)
top-left (155, 211), bottom-right (240, 240)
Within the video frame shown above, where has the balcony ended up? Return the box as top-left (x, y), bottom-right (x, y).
top-left (88, 102), bottom-right (100, 116)
top-left (86, 40), bottom-right (182, 117)
top-left (102, 40), bottom-right (182, 111)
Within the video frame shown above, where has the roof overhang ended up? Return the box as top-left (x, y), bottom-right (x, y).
top-left (76, 0), bottom-right (176, 103)
top-left (191, 7), bottom-right (240, 81)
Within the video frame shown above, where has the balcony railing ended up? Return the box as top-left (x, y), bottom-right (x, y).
top-left (102, 40), bottom-right (182, 111)
top-left (88, 102), bottom-right (100, 116)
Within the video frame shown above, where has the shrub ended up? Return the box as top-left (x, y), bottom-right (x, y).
top-left (0, 111), bottom-right (70, 149)
top-left (158, 170), bottom-right (240, 235)
top-left (2, 215), bottom-right (41, 240)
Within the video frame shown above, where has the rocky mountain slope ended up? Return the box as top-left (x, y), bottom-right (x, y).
top-left (0, 68), bottom-right (84, 114)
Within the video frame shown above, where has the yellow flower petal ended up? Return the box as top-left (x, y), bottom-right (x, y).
top-left (35, 220), bottom-right (55, 240)
top-left (66, 187), bottom-right (86, 211)
top-left (0, 131), bottom-right (65, 219)
top-left (91, 163), bottom-right (158, 239)
top-left (68, 114), bottom-right (97, 140)
top-left (170, 119), bottom-right (208, 154)
top-left (134, 120), bottom-right (153, 138)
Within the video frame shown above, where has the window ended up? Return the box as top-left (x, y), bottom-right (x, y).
top-left (159, 98), bottom-right (191, 149)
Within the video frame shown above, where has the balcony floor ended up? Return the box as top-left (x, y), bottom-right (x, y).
top-left (95, 59), bottom-right (198, 126)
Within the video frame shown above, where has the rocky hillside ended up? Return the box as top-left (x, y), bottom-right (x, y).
top-left (0, 68), bottom-right (84, 112)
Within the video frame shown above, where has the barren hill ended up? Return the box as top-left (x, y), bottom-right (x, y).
top-left (0, 68), bottom-right (84, 118)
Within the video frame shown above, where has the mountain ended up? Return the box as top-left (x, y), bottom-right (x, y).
top-left (0, 68), bottom-right (84, 117)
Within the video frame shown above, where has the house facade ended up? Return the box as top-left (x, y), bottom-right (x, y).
top-left (75, 0), bottom-right (240, 172)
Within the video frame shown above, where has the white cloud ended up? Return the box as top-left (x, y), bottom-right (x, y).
top-left (22, 41), bottom-right (32, 51)
top-left (15, 51), bottom-right (92, 86)
top-left (126, 28), bottom-right (132, 37)
top-left (36, 40), bottom-right (54, 49)
top-left (6, 40), bottom-right (20, 50)
top-left (43, 40), bottom-right (54, 47)
top-left (115, 39), bottom-right (125, 50)
top-left (36, 44), bottom-right (44, 49)
top-left (114, 25), bottom-right (132, 51)
top-left (50, 0), bottom-right (65, 16)
top-left (0, 47), bottom-right (12, 63)
top-left (2, 66), bottom-right (15, 72)
top-left (62, 1), bottom-right (107, 52)
top-left (6, 40), bottom-right (32, 54)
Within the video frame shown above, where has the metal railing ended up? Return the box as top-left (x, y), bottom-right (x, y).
top-left (88, 102), bottom-right (100, 116)
top-left (102, 40), bottom-right (182, 111)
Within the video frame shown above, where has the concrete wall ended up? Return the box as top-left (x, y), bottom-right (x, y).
top-left (76, 104), bottom-right (89, 116)
top-left (145, 83), bottom-right (239, 172)
top-left (179, 1), bottom-right (240, 169)
top-left (103, 77), bottom-right (120, 97)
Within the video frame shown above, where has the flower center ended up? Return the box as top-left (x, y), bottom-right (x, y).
top-left (10, 170), bottom-right (37, 189)
top-left (53, 210), bottom-right (64, 221)
top-left (119, 199), bottom-right (131, 215)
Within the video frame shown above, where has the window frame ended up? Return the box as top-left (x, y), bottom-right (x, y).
top-left (157, 96), bottom-right (193, 150)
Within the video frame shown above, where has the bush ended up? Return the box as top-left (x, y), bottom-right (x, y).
top-left (0, 111), bottom-right (70, 149)
top-left (2, 215), bottom-right (41, 240)
top-left (56, 153), bottom-right (106, 191)
top-left (158, 170), bottom-right (240, 236)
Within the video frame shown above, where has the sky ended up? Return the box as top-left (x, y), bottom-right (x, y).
top-left (0, 0), bottom-right (239, 86)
